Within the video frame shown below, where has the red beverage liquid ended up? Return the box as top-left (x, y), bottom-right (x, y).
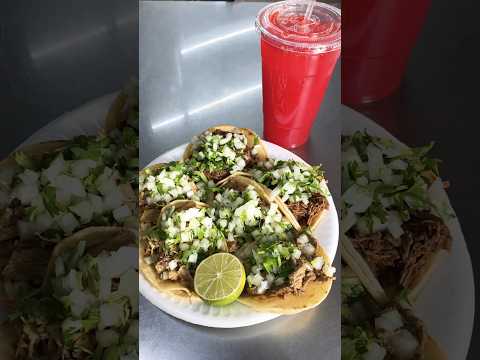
top-left (342, 0), bottom-right (431, 104)
top-left (257, 2), bottom-right (341, 149)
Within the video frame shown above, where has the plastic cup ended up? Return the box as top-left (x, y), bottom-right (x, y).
top-left (342, 0), bottom-right (431, 104)
top-left (256, 1), bottom-right (341, 149)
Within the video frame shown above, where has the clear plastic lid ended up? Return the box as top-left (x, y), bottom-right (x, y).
top-left (256, 1), bottom-right (341, 54)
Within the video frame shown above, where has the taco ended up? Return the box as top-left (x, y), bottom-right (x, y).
top-left (104, 80), bottom-right (139, 134)
top-left (341, 266), bottom-right (447, 360)
top-left (104, 81), bottom-right (139, 190)
top-left (212, 175), bottom-right (335, 313)
top-left (139, 161), bottom-right (217, 212)
top-left (341, 131), bottom-right (452, 302)
top-left (4, 226), bottom-right (138, 360)
top-left (0, 135), bottom-right (137, 299)
top-left (248, 159), bottom-right (330, 231)
top-left (139, 175), bottom-right (335, 313)
top-left (139, 200), bottom-right (215, 300)
top-left (182, 125), bottom-right (268, 182)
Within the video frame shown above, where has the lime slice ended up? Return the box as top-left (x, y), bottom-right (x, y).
top-left (194, 253), bottom-right (246, 306)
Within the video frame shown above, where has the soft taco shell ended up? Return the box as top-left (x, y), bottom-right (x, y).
top-left (341, 231), bottom-right (448, 304)
top-left (104, 91), bottom-right (129, 134)
top-left (0, 141), bottom-right (67, 169)
top-left (43, 226), bottom-right (137, 288)
top-left (182, 125), bottom-right (268, 163)
top-left (139, 163), bottom-right (166, 210)
top-left (237, 245), bottom-right (333, 314)
top-left (139, 200), bottom-right (207, 303)
top-left (423, 335), bottom-right (448, 360)
top-left (341, 233), bottom-right (389, 304)
top-left (396, 304), bottom-right (447, 360)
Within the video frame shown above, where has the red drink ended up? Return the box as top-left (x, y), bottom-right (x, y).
top-left (256, 2), bottom-right (341, 148)
top-left (342, 0), bottom-right (431, 104)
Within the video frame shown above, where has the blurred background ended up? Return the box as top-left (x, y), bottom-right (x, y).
top-left (0, 0), bottom-right (138, 157)
top-left (342, 0), bottom-right (479, 358)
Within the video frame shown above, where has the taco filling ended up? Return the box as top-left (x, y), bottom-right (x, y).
top-left (341, 131), bottom-right (452, 292)
top-left (139, 162), bottom-right (214, 208)
top-left (2, 136), bottom-right (135, 242)
top-left (187, 129), bottom-right (262, 182)
top-left (245, 234), bottom-right (335, 296)
top-left (1, 136), bottom-right (137, 289)
top-left (141, 179), bottom-right (334, 302)
top-left (250, 159), bottom-right (330, 228)
top-left (212, 185), bottom-right (294, 246)
top-left (11, 240), bottom-right (138, 360)
top-left (142, 205), bottom-right (224, 288)
top-left (342, 270), bottom-right (424, 360)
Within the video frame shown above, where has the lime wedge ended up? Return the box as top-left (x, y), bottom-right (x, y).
top-left (194, 253), bottom-right (246, 306)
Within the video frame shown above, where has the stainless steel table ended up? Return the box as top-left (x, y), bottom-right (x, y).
top-left (139, 2), bottom-right (341, 360)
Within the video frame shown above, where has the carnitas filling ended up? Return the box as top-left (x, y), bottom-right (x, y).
top-left (349, 211), bottom-right (451, 290)
top-left (141, 184), bottom-right (335, 296)
top-left (139, 161), bottom-right (213, 208)
top-left (188, 129), bottom-right (261, 182)
top-left (250, 159), bottom-right (329, 226)
top-left (245, 234), bottom-right (335, 297)
top-left (341, 131), bottom-right (454, 293)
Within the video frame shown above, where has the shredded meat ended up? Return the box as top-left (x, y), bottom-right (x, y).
top-left (351, 211), bottom-right (452, 290)
top-left (243, 147), bottom-right (254, 167)
top-left (154, 255), bottom-right (194, 288)
top-left (177, 265), bottom-right (194, 287)
top-left (272, 261), bottom-right (317, 297)
top-left (154, 257), bottom-right (171, 274)
top-left (227, 240), bottom-right (239, 252)
top-left (288, 193), bottom-right (329, 227)
top-left (399, 211), bottom-right (451, 288)
top-left (2, 237), bottom-right (51, 284)
top-left (351, 232), bottom-right (402, 274)
top-left (205, 170), bottom-right (230, 182)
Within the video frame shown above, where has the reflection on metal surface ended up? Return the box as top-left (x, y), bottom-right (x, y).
top-left (30, 26), bottom-right (109, 60)
top-left (151, 114), bottom-right (185, 131)
top-left (181, 27), bottom-right (255, 55)
top-left (188, 84), bottom-right (261, 115)
top-left (151, 84), bottom-right (261, 131)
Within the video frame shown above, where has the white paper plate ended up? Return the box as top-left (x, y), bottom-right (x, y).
top-left (139, 141), bottom-right (339, 328)
top-left (341, 105), bottom-right (475, 359)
